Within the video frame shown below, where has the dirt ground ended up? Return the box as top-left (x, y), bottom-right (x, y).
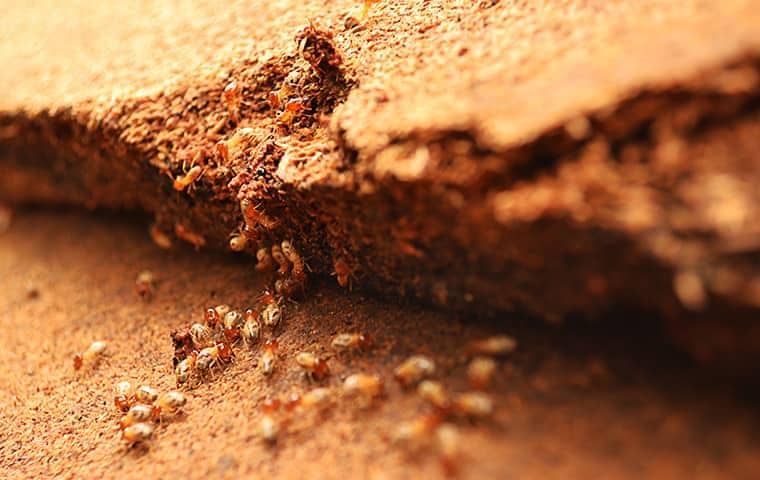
top-left (2, 2), bottom-right (760, 478)
top-left (1, 209), bottom-right (759, 479)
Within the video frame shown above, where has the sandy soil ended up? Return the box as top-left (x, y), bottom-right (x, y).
top-left (1, 209), bottom-right (759, 479)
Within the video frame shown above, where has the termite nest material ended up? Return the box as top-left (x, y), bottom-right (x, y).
top-left (295, 23), bottom-right (344, 80)
top-left (265, 23), bottom-right (354, 131)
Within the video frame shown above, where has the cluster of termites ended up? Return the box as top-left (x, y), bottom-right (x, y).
top-left (389, 334), bottom-right (517, 473)
top-left (251, 330), bottom-right (515, 476)
top-left (72, 341), bottom-right (189, 447)
top-left (160, 288), bottom-right (515, 474)
top-left (170, 292), bottom-right (287, 387)
top-left (253, 331), bottom-right (378, 445)
top-left (256, 240), bottom-right (308, 296)
top-left (114, 381), bottom-right (187, 446)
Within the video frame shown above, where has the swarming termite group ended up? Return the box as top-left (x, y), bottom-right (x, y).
top-left (111, 380), bottom-right (187, 446)
top-left (122, 247), bottom-right (517, 474)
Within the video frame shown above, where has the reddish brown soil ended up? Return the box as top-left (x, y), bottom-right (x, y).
top-left (2, 2), bottom-right (760, 476)
top-left (1, 210), bottom-right (759, 479)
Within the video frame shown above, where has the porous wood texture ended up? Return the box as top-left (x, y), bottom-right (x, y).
top-left (2, 1), bottom-right (760, 362)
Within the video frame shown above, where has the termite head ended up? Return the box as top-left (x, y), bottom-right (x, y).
top-left (267, 91), bottom-right (281, 110)
top-left (218, 342), bottom-right (235, 362)
top-left (222, 81), bottom-right (240, 104)
top-left (223, 326), bottom-right (241, 344)
top-left (135, 270), bottom-right (155, 301)
top-left (255, 247), bottom-right (275, 272)
top-left (244, 308), bottom-right (258, 322)
top-left (261, 289), bottom-right (277, 305)
top-left (173, 165), bottom-right (204, 192)
top-left (331, 333), bottom-right (372, 352)
top-left (229, 233), bottom-right (248, 252)
top-left (261, 396), bottom-right (281, 414)
top-left (73, 353), bottom-right (83, 371)
top-left (205, 308), bottom-right (220, 328)
top-left (332, 258), bottom-right (356, 289)
top-left (239, 198), bottom-right (264, 231)
top-left (216, 141), bottom-right (229, 162)
top-left (149, 224), bottom-right (172, 249)
top-left (284, 392), bottom-right (302, 411)
top-left (264, 339), bottom-right (279, 353)
top-left (296, 352), bottom-right (330, 381)
top-left (261, 339), bottom-right (278, 376)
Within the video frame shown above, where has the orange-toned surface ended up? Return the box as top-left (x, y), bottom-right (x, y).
top-left (1, 210), bottom-right (758, 479)
top-left (2, 0), bottom-right (760, 325)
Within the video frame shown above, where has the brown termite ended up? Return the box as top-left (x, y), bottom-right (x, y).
top-left (175, 353), bottom-right (197, 387)
top-left (261, 396), bottom-right (281, 414)
top-left (255, 247), bottom-right (275, 272)
top-left (241, 309), bottom-right (261, 347)
top-left (261, 339), bottom-right (279, 376)
top-left (467, 356), bottom-right (497, 390)
top-left (332, 258), bottom-right (356, 289)
top-left (394, 355), bottom-right (436, 387)
top-left (171, 326), bottom-right (194, 366)
top-left (149, 223), bottom-right (172, 249)
top-left (271, 244), bottom-right (290, 276)
top-left (417, 380), bottom-right (450, 411)
top-left (284, 392), bottom-right (302, 412)
top-left (229, 232), bottom-right (248, 252)
top-left (225, 127), bottom-right (255, 158)
top-left (114, 381), bottom-right (135, 413)
top-left (277, 98), bottom-right (306, 125)
top-left (452, 392), bottom-right (493, 418)
top-left (122, 422), bottom-right (155, 445)
top-left (73, 340), bottom-right (107, 371)
top-left (135, 385), bottom-right (159, 404)
top-left (221, 80), bottom-right (241, 123)
top-left (189, 323), bottom-right (214, 349)
top-left (153, 391), bottom-right (187, 420)
top-left (275, 278), bottom-right (301, 297)
top-left (436, 423), bottom-right (461, 475)
top-left (173, 165), bottom-right (203, 192)
top-left (267, 91), bottom-right (282, 110)
top-left (342, 373), bottom-right (384, 405)
top-left (240, 198), bottom-right (279, 232)
top-left (295, 352), bottom-right (330, 381)
top-left (468, 335), bottom-right (517, 357)
top-left (331, 333), bottom-right (372, 353)
top-left (392, 412), bottom-right (443, 448)
top-left (134, 271), bottom-right (155, 301)
top-left (196, 342), bottom-right (235, 378)
top-left (285, 387), bottom-right (332, 412)
top-left (214, 304), bottom-right (232, 318)
top-left (222, 310), bottom-right (244, 344)
top-left (260, 290), bottom-right (282, 329)
top-left (119, 404), bottom-right (154, 430)
top-left (174, 223), bottom-right (206, 249)
top-left (205, 307), bottom-right (221, 329)
top-left (281, 240), bottom-right (307, 286)
top-left (259, 414), bottom-right (278, 444)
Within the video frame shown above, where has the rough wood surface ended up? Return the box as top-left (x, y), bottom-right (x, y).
top-left (2, 1), bottom-right (760, 360)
